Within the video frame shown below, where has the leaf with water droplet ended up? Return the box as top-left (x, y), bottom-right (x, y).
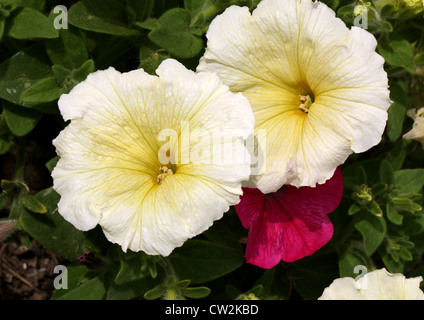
top-left (0, 44), bottom-right (53, 107)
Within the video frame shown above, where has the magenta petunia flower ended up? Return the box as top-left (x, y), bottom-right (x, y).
top-left (235, 168), bottom-right (343, 269)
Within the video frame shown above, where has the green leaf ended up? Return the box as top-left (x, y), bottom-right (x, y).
top-left (51, 64), bottom-right (70, 83)
top-left (394, 169), bottom-right (424, 194)
top-left (185, 0), bottom-right (216, 15)
top-left (51, 263), bottom-right (91, 300)
top-left (379, 159), bottom-right (395, 185)
top-left (17, 0), bottom-right (46, 11)
top-left (398, 247), bottom-right (413, 261)
top-left (19, 187), bottom-right (109, 260)
top-left (365, 200), bottom-right (383, 217)
top-left (148, 8), bottom-right (203, 59)
top-left (338, 246), bottom-right (371, 278)
top-left (337, 4), bottom-right (355, 25)
top-left (136, 18), bottom-right (161, 30)
top-left (68, 0), bottom-right (139, 36)
top-left (72, 59), bottom-right (95, 83)
top-left (356, 165), bottom-right (368, 186)
top-left (0, 133), bottom-right (12, 155)
top-left (392, 196), bottom-right (414, 207)
top-left (139, 46), bottom-right (169, 75)
top-left (380, 4), bottom-right (396, 18)
top-left (45, 26), bottom-right (89, 70)
top-left (386, 202), bottom-right (403, 225)
top-left (8, 195), bottom-right (22, 220)
top-left (385, 139), bottom-right (407, 171)
top-left (46, 156), bottom-right (59, 173)
top-left (5, 7), bottom-right (58, 39)
top-left (1, 180), bottom-right (22, 193)
top-left (2, 101), bottom-right (42, 136)
top-left (348, 203), bottom-right (361, 215)
top-left (173, 279), bottom-right (190, 288)
top-left (380, 249), bottom-right (404, 273)
top-left (114, 253), bottom-right (144, 285)
top-left (0, 192), bottom-right (12, 211)
top-left (180, 286), bottom-right (211, 299)
top-left (371, 182), bottom-right (388, 197)
top-left (184, 0), bottom-right (219, 27)
top-left (378, 21), bottom-right (393, 32)
top-left (108, 270), bottom-right (164, 300)
top-left (387, 102), bottom-right (407, 142)
top-left (354, 211), bottom-right (387, 256)
top-left (21, 193), bottom-right (47, 214)
top-left (20, 231), bottom-right (32, 247)
top-left (343, 160), bottom-right (381, 191)
top-left (144, 284), bottom-right (166, 300)
top-left (52, 60), bottom-right (95, 92)
top-left (20, 77), bottom-right (64, 103)
top-left (168, 239), bottom-right (244, 284)
top-left (377, 39), bottom-right (416, 73)
top-left (0, 44), bottom-right (53, 107)
top-left (386, 82), bottom-right (407, 142)
top-left (55, 274), bottom-right (106, 300)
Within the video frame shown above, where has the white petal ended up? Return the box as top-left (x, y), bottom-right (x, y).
top-left (319, 269), bottom-right (424, 300)
top-left (198, 0), bottom-right (391, 191)
top-left (52, 59), bottom-right (255, 255)
top-left (403, 108), bottom-right (424, 148)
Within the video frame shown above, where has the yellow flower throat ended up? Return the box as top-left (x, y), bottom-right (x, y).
top-left (299, 94), bottom-right (313, 113)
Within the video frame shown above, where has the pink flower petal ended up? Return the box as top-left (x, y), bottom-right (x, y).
top-left (236, 187), bottom-right (264, 229)
top-left (235, 168), bottom-right (343, 268)
top-left (244, 207), bottom-right (286, 269)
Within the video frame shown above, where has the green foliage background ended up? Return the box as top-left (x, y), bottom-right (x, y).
top-left (0, 0), bottom-right (424, 300)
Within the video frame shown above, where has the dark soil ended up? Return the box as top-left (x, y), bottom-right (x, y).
top-left (0, 236), bottom-right (61, 300)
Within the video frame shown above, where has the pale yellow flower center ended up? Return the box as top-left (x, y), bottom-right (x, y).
top-left (157, 165), bottom-right (174, 184)
top-left (299, 94), bottom-right (314, 113)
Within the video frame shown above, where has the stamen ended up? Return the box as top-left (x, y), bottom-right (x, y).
top-left (299, 95), bottom-right (313, 113)
top-left (157, 165), bottom-right (174, 184)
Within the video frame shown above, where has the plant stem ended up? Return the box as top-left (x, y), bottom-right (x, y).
top-left (165, 287), bottom-right (178, 300)
top-left (163, 257), bottom-right (177, 280)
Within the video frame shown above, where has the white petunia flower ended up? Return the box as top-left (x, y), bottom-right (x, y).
top-left (52, 59), bottom-right (255, 256)
top-left (319, 268), bottom-right (424, 300)
top-left (403, 107), bottom-right (424, 149)
top-left (197, 0), bottom-right (391, 193)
